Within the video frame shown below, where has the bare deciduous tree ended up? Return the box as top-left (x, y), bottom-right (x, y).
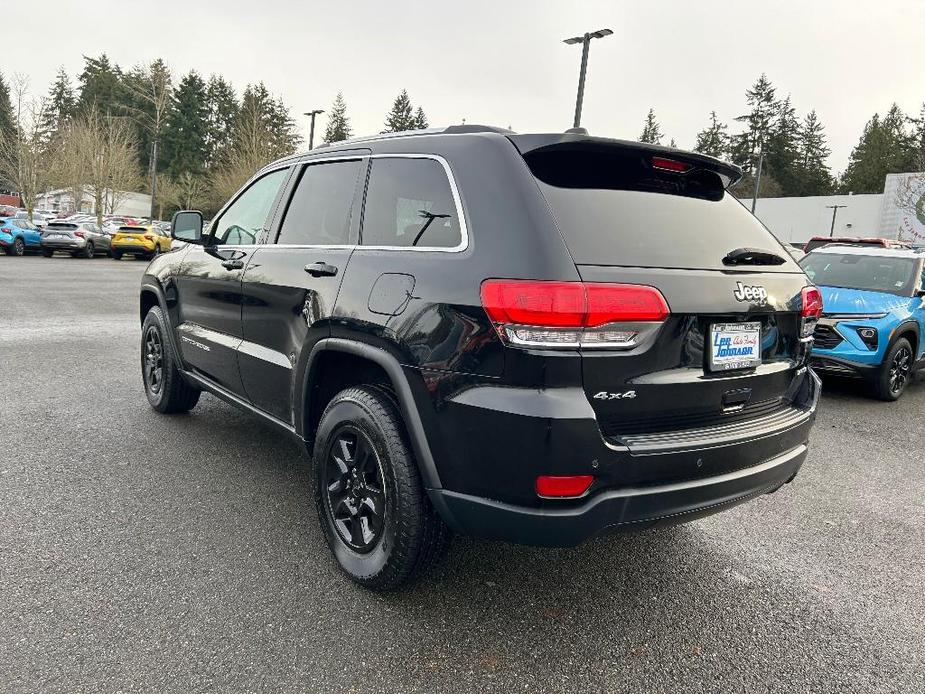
top-left (0, 75), bottom-right (53, 220)
top-left (159, 171), bottom-right (208, 218)
top-left (53, 107), bottom-right (142, 227)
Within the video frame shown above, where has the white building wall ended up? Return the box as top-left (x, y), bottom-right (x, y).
top-left (752, 194), bottom-right (886, 244)
top-left (34, 189), bottom-right (152, 218)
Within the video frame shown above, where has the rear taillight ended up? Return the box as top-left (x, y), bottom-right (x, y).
top-left (801, 286), bottom-right (823, 338)
top-left (74, 231), bottom-right (85, 238)
top-left (480, 279), bottom-right (669, 349)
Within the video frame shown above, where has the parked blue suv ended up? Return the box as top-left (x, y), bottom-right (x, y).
top-left (800, 244), bottom-right (925, 400)
top-left (0, 217), bottom-right (43, 256)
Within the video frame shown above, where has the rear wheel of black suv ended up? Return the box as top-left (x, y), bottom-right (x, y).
top-left (141, 306), bottom-right (201, 413)
top-left (872, 336), bottom-right (914, 401)
top-left (313, 386), bottom-right (451, 591)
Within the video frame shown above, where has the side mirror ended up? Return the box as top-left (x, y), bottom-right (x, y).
top-left (916, 289), bottom-right (925, 298)
top-left (172, 210), bottom-right (204, 243)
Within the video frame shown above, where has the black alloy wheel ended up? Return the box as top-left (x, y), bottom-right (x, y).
top-left (323, 425), bottom-right (387, 553)
top-left (143, 325), bottom-right (164, 395)
top-left (889, 344), bottom-right (912, 396)
top-left (13, 237), bottom-right (24, 256)
top-left (84, 242), bottom-right (94, 258)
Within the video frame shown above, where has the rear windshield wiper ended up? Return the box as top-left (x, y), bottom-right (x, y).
top-left (722, 247), bottom-right (786, 266)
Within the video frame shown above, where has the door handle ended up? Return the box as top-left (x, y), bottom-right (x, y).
top-left (304, 262), bottom-right (338, 277)
top-left (221, 259), bottom-right (245, 270)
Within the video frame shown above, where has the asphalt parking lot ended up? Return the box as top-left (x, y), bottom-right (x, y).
top-left (1, 254), bottom-right (923, 693)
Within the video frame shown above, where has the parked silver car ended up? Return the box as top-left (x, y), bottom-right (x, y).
top-left (41, 221), bottom-right (112, 258)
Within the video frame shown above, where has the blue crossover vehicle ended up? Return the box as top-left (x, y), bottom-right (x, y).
top-left (800, 245), bottom-right (925, 400)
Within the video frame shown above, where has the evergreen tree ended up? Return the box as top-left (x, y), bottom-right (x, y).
top-left (730, 74), bottom-right (778, 174)
top-left (765, 95), bottom-right (801, 196)
top-left (122, 59), bottom-right (173, 176)
top-left (638, 108), bottom-right (663, 144)
top-left (76, 54), bottom-right (127, 114)
top-left (238, 83), bottom-right (301, 158)
top-left (794, 110), bottom-right (833, 196)
top-left (322, 92), bottom-right (352, 144)
top-left (693, 110), bottom-right (729, 159)
top-left (161, 71), bottom-right (209, 178)
top-left (840, 104), bottom-right (915, 193)
top-left (907, 102), bottom-right (925, 170)
top-left (41, 67), bottom-right (76, 137)
top-left (0, 71), bottom-right (14, 144)
top-left (412, 105), bottom-right (429, 130)
top-left (204, 75), bottom-right (238, 166)
top-left (383, 89), bottom-right (415, 132)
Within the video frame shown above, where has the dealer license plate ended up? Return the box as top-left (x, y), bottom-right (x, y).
top-left (708, 322), bottom-right (762, 371)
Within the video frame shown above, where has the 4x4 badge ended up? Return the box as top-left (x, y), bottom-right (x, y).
top-left (733, 282), bottom-right (768, 305)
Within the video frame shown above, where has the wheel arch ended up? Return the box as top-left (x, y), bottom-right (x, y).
top-left (300, 339), bottom-right (442, 490)
top-left (891, 320), bottom-right (920, 357)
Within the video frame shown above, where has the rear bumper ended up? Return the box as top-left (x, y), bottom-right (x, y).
top-left (112, 243), bottom-right (154, 254)
top-left (430, 442), bottom-right (806, 546)
top-left (41, 240), bottom-right (86, 249)
top-left (427, 368), bottom-right (820, 546)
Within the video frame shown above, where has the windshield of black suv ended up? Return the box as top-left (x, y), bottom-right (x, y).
top-left (800, 252), bottom-right (919, 295)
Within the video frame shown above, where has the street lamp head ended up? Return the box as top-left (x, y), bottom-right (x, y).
top-left (589, 28), bottom-right (613, 39)
top-left (304, 109), bottom-right (324, 117)
top-left (563, 36), bottom-right (583, 45)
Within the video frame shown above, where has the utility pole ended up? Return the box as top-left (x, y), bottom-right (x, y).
top-left (750, 146), bottom-right (765, 214)
top-left (826, 204), bottom-right (847, 236)
top-left (304, 109), bottom-right (324, 150)
top-left (149, 136), bottom-right (158, 220)
top-left (563, 29), bottom-right (613, 129)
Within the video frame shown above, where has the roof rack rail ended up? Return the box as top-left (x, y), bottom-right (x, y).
top-left (314, 124), bottom-right (514, 149)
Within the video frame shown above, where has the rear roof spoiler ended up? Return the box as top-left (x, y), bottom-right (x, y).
top-left (508, 133), bottom-right (742, 188)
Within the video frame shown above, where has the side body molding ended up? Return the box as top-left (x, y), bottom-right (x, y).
top-left (302, 338), bottom-right (442, 490)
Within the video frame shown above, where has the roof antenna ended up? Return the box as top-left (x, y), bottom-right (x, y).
top-left (565, 126), bottom-right (588, 135)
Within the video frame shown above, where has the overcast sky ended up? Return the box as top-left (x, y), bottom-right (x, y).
top-left (4, 0), bottom-right (924, 174)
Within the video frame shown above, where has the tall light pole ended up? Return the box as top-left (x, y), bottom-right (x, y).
top-left (304, 109), bottom-right (324, 150)
top-left (563, 28), bottom-right (613, 129)
top-left (826, 204), bottom-right (847, 236)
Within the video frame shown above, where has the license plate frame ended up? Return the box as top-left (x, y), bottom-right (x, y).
top-left (708, 322), bottom-right (762, 372)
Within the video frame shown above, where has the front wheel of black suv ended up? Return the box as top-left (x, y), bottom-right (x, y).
top-left (872, 336), bottom-right (914, 401)
top-left (313, 386), bottom-right (451, 591)
top-left (141, 306), bottom-right (201, 413)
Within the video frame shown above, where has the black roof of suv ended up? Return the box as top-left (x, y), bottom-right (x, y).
top-left (140, 125), bottom-right (821, 590)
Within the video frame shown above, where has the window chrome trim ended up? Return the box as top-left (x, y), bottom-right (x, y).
top-left (357, 153), bottom-right (469, 253)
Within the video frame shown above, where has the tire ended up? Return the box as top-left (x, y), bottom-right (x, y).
top-left (42, 249), bottom-right (54, 258)
top-left (12, 237), bottom-right (24, 256)
top-left (872, 336), bottom-right (914, 401)
top-left (83, 242), bottom-right (94, 258)
top-left (141, 305), bottom-right (201, 414)
top-left (111, 251), bottom-right (122, 260)
top-left (313, 386), bottom-right (451, 591)
top-left (153, 245), bottom-right (161, 257)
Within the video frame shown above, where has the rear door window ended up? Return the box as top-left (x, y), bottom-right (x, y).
top-left (360, 157), bottom-right (462, 249)
top-left (525, 148), bottom-right (799, 272)
top-left (277, 159), bottom-right (363, 246)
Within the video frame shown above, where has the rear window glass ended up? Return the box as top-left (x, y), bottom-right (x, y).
top-left (526, 149), bottom-right (797, 271)
top-left (277, 159), bottom-right (362, 246)
top-left (360, 158), bottom-right (461, 249)
top-left (118, 226), bottom-right (146, 233)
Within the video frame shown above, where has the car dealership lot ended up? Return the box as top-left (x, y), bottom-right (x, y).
top-left (1, 255), bottom-right (922, 693)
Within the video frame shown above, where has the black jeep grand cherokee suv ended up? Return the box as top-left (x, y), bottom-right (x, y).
top-left (140, 125), bottom-right (822, 590)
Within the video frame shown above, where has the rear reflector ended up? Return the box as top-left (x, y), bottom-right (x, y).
top-left (536, 475), bottom-right (594, 498)
top-left (480, 279), bottom-right (669, 349)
